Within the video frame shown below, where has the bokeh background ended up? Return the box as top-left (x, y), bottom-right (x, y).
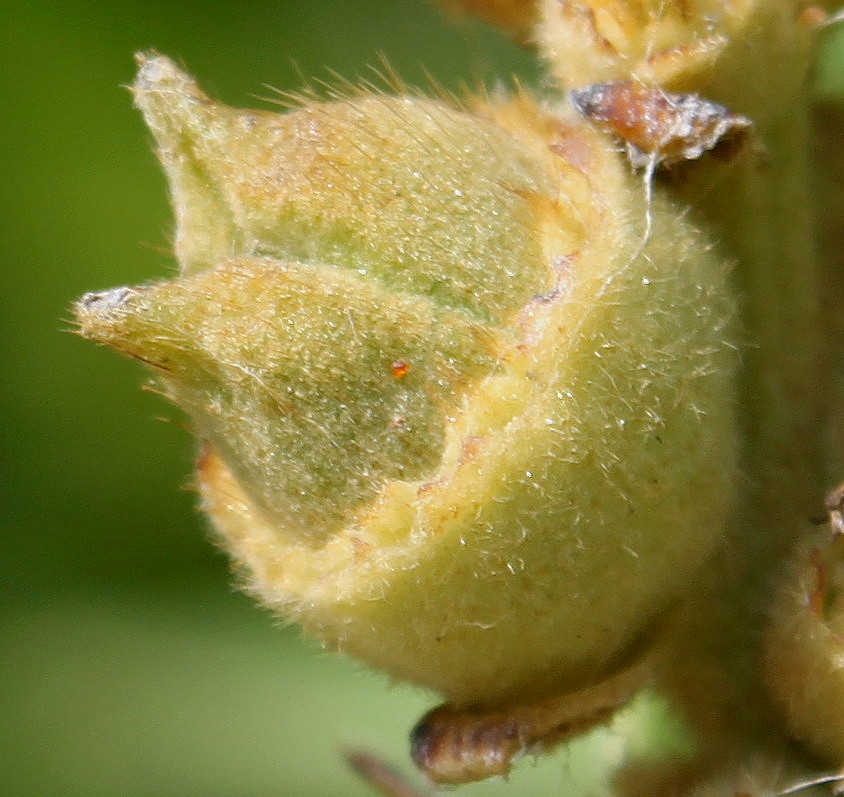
top-left (4, 2), bottom-right (844, 795)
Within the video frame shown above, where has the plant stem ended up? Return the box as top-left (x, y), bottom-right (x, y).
top-left (658, 10), bottom-right (828, 767)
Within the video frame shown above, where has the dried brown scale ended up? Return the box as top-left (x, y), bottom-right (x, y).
top-left (571, 81), bottom-right (753, 168)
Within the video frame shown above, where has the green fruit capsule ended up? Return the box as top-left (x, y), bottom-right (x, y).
top-left (75, 54), bottom-right (737, 708)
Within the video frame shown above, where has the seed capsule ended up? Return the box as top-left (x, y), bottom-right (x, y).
top-left (75, 54), bottom-right (738, 714)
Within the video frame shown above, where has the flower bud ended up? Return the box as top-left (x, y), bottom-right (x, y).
top-left (763, 513), bottom-right (844, 763)
top-left (75, 54), bottom-right (737, 707)
top-left (536, 1), bottom-right (813, 99)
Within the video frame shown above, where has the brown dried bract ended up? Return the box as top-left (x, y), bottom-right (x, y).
top-left (409, 651), bottom-right (653, 784)
top-left (571, 81), bottom-right (752, 168)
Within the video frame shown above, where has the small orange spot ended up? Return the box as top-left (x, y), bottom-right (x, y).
top-left (391, 359), bottom-right (410, 379)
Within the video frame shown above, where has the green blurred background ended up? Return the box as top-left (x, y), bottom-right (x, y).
top-left (3, 2), bottom-right (844, 795)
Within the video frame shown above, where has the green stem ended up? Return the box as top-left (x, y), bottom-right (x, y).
top-left (660, 15), bottom-right (828, 767)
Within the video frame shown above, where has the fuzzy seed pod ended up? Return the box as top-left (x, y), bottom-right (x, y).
top-left (75, 54), bottom-right (737, 708)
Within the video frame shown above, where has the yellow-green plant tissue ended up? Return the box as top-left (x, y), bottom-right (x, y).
top-left (75, 53), bottom-right (737, 709)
